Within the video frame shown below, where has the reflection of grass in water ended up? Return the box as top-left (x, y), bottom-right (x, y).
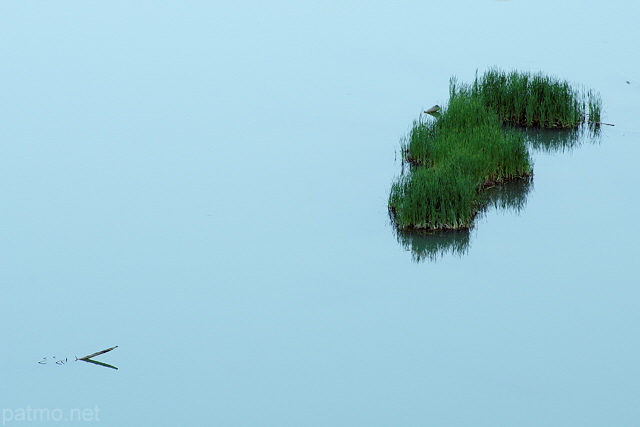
top-left (524, 127), bottom-right (601, 154)
top-left (587, 89), bottom-right (602, 124)
top-left (396, 228), bottom-right (471, 262)
top-left (79, 358), bottom-right (119, 370)
top-left (481, 176), bottom-right (533, 213)
top-left (394, 177), bottom-right (533, 262)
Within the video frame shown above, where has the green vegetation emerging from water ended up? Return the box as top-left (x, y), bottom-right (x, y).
top-left (401, 90), bottom-right (532, 174)
top-left (389, 68), bottom-right (602, 232)
top-left (469, 68), bottom-right (602, 128)
top-left (395, 178), bottom-right (532, 262)
top-left (389, 91), bottom-right (532, 231)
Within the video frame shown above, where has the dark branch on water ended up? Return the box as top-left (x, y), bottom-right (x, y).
top-left (76, 346), bottom-right (119, 370)
top-left (78, 346), bottom-right (118, 361)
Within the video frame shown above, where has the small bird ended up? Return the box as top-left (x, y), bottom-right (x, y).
top-left (424, 105), bottom-right (441, 114)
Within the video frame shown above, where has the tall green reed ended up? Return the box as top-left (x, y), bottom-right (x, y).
top-left (469, 68), bottom-right (602, 128)
top-left (390, 89), bottom-right (532, 231)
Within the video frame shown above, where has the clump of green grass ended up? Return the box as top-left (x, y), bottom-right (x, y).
top-left (469, 68), bottom-right (602, 128)
top-left (389, 161), bottom-right (479, 230)
top-left (393, 176), bottom-right (534, 262)
top-left (389, 68), bottom-right (603, 232)
top-left (404, 84), bottom-right (532, 178)
top-left (390, 89), bottom-right (532, 231)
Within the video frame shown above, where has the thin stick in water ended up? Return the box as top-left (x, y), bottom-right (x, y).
top-left (79, 346), bottom-right (118, 361)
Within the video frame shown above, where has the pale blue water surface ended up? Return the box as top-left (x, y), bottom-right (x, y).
top-left (1, 1), bottom-right (639, 426)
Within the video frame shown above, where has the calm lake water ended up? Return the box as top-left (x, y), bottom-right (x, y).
top-left (2, 1), bottom-right (639, 426)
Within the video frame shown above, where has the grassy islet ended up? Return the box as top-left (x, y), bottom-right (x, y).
top-left (389, 68), bottom-right (602, 232)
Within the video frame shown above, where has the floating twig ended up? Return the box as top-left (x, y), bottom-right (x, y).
top-left (78, 346), bottom-right (118, 361)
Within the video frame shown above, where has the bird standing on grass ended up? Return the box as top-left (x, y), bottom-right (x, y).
top-left (424, 105), bottom-right (441, 114)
